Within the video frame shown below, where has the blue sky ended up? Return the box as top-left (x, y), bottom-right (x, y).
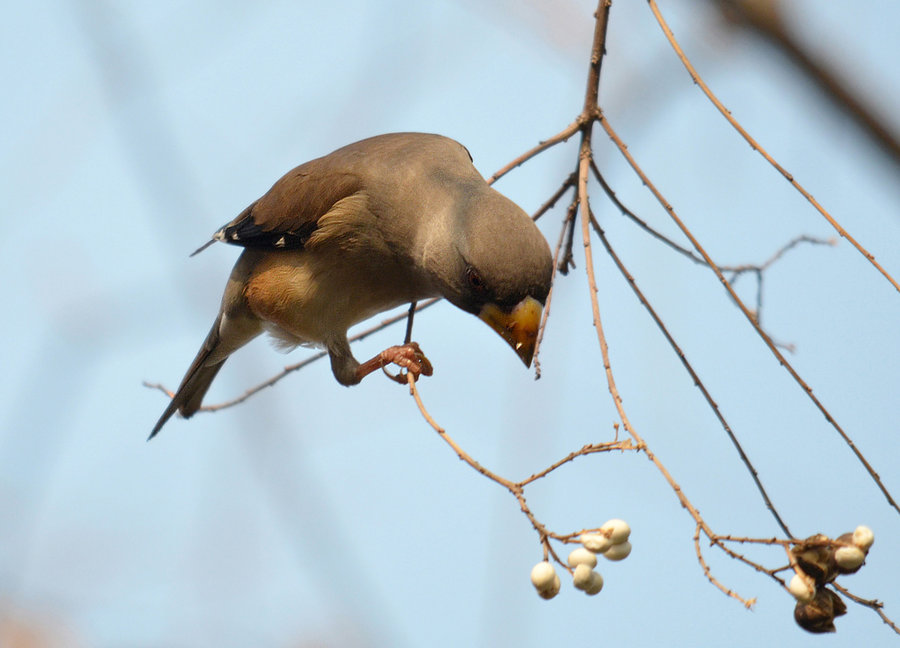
top-left (2, 1), bottom-right (899, 646)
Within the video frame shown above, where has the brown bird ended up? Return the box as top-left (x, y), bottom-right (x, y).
top-left (150, 133), bottom-right (552, 439)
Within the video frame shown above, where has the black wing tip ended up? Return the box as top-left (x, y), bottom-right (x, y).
top-left (219, 219), bottom-right (310, 250)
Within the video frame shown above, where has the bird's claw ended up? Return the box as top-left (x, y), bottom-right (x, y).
top-left (379, 342), bottom-right (433, 384)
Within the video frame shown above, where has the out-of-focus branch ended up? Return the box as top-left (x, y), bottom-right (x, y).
top-left (712, 0), bottom-right (900, 172)
top-left (645, 0), bottom-right (900, 514)
top-left (649, 0), bottom-right (900, 297)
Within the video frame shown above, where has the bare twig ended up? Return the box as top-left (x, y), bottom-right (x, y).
top-left (405, 374), bottom-right (565, 567)
top-left (518, 440), bottom-right (635, 487)
top-left (487, 120), bottom-right (583, 185)
top-left (587, 209), bottom-right (792, 537)
top-left (531, 172), bottom-right (576, 222)
top-left (591, 159), bottom-right (833, 332)
top-left (715, 534), bottom-right (791, 547)
top-left (590, 159), bottom-right (703, 264)
top-left (571, 0), bottom-right (765, 604)
top-left (599, 110), bottom-right (900, 516)
top-left (647, 0), bottom-right (900, 296)
top-left (695, 524), bottom-right (756, 607)
top-left (146, 298), bottom-right (441, 412)
top-left (722, 235), bottom-right (835, 276)
top-left (712, 0), bottom-right (900, 172)
top-left (533, 190), bottom-right (577, 377)
top-left (832, 582), bottom-right (900, 635)
top-left (558, 192), bottom-right (580, 275)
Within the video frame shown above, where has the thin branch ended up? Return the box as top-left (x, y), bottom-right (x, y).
top-left (722, 235), bottom-right (835, 276)
top-left (587, 209), bottom-right (792, 536)
top-left (832, 582), bottom-right (900, 636)
top-left (574, 0), bottom-right (762, 602)
top-left (715, 534), bottom-right (791, 547)
top-left (598, 110), bottom-right (900, 516)
top-left (578, 155), bottom-right (742, 598)
top-left (582, 0), bottom-right (613, 113)
top-left (518, 440), bottom-right (636, 487)
top-left (533, 188), bottom-right (577, 377)
top-left (712, 0), bottom-right (900, 172)
top-left (405, 374), bottom-right (565, 567)
top-left (558, 185), bottom-right (580, 275)
top-left (487, 120), bottom-right (583, 185)
top-left (406, 375), bottom-right (515, 491)
top-left (591, 158), bottom-right (832, 334)
top-left (647, 0), bottom-right (900, 296)
top-left (695, 524), bottom-right (756, 607)
top-left (590, 159), bottom-right (704, 264)
top-left (531, 172), bottom-right (576, 222)
top-left (146, 298), bottom-right (441, 412)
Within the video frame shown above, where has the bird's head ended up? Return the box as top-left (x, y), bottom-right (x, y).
top-left (435, 186), bottom-right (553, 367)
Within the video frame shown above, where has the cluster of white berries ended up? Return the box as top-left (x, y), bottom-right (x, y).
top-left (788, 525), bottom-right (874, 603)
top-left (530, 519), bottom-right (631, 600)
top-left (788, 525), bottom-right (874, 634)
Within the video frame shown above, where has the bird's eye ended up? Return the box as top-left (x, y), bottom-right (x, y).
top-left (466, 266), bottom-right (486, 292)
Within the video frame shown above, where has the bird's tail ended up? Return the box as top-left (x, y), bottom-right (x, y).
top-left (149, 316), bottom-right (228, 440)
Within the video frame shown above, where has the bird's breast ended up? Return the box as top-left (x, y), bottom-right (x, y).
top-left (242, 247), bottom-right (436, 347)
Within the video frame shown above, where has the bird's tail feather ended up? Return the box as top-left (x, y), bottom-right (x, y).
top-left (149, 317), bottom-right (226, 440)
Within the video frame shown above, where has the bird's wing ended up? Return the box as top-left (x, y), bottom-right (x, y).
top-left (210, 164), bottom-right (364, 251)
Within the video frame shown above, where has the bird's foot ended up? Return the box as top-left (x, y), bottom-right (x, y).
top-left (357, 342), bottom-right (434, 385)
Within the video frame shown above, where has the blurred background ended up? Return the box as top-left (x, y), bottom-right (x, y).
top-left (2, 1), bottom-right (899, 646)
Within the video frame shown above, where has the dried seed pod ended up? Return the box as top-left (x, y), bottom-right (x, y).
top-left (791, 534), bottom-right (837, 585)
top-left (794, 588), bottom-right (846, 634)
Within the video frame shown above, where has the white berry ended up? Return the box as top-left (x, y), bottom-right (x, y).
top-left (581, 533), bottom-right (612, 554)
top-left (539, 572), bottom-right (561, 599)
top-left (835, 545), bottom-right (865, 570)
top-left (601, 519), bottom-right (631, 545)
top-left (584, 570), bottom-right (604, 595)
top-left (853, 525), bottom-right (874, 550)
top-left (788, 573), bottom-right (815, 603)
top-left (531, 562), bottom-right (561, 599)
top-left (572, 563), bottom-right (594, 590)
top-left (568, 547), bottom-right (598, 569)
top-left (531, 561), bottom-right (555, 588)
top-left (602, 540), bottom-right (632, 561)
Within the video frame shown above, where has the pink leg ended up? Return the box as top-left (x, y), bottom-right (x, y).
top-left (356, 342), bottom-right (434, 384)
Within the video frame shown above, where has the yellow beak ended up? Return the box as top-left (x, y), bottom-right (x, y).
top-left (478, 296), bottom-right (543, 367)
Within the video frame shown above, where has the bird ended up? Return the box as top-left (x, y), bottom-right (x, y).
top-left (150, 132), bottom-right (553, 439)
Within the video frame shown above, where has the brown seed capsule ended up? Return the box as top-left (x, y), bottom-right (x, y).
top-left (792, 534), bottom-right (837, 585)
top-left (794, 588), bottom-right (846, 634)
